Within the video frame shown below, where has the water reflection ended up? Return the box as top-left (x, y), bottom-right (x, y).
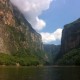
top-left (0, 66), bottom-right (80, 80)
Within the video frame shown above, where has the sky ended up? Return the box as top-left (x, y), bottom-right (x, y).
top-left (40, 0), bottom-right (80, 44)
top-left (10, 0), bottom-right (80, 45)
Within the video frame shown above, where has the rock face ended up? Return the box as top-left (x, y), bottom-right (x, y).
top-left (60, 18), bottom-right (80, 56)
top-left (0, 0), bottom-right (43, 54)
top-left (43, 44), bottom-right (60, 64)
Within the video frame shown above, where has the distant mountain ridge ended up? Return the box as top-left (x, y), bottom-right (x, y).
top-left (43, 44), bottom-right (60, 64)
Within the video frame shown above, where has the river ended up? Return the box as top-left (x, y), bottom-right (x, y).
top-left (0, 66), bottom-right (80, 80)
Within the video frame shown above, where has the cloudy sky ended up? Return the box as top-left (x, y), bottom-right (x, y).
top-left (10, 0), bottom-right (80, 44)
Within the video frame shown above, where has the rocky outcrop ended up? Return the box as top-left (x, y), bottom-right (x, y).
top-left (60, 18), bottom-right (80, 56)
top-left (0, 0), bottom-right (43, 54)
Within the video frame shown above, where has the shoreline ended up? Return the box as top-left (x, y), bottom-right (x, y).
top-left (0, 65), bottom-right (80, 68)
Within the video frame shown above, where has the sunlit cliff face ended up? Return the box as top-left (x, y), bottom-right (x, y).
top-left (0, 0), bottom-right (15, 26)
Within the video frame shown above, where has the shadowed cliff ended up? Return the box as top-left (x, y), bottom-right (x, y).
top-left (57, 18), bottom-right (80, 65)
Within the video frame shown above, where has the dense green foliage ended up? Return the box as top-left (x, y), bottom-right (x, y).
top-left (57, 48), bottom-right (80, 65)
top-left (0, 49), bottom-right (46, 66)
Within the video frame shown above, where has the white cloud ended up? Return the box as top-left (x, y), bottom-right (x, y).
top-left (34, 17), bottom-right (46, 31)
top-left (40, 28), bottom-right (62, 43)
top-left (10, 0), bottom-right (53, 31)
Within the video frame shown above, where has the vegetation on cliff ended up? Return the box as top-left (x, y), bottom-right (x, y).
top-left (57, 47), bottom-right (80, 65)
top-left (0, 49), bottom-right (47, 66)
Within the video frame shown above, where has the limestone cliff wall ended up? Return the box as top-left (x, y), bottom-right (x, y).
top-left (0, 0), bottom-right (43, 54)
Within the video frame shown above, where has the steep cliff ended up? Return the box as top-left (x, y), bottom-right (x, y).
top-left (0, 0), bottom-right (47, 66)
top-left (60, 18), bottom-right (80, 55)
top-left (57, 18), bottom-right (80, 65)
top-left (0, 0), bottom-right (43, 54)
